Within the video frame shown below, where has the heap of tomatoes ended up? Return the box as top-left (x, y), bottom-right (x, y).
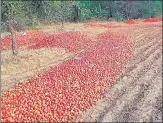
top-left (2, 29), bottom-right (134, 122)
top-left (1, 30), bottom-right (50, 51)
top-left (28, 31), bottom-right (92, 52)
top-left (143, 17), bottom-right (162, 23)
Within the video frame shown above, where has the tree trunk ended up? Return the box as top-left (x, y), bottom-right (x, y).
top-left (107, 1), bottom-right (113, 19)
top-left (61, 0), bottom-right (64, 30)
top-left (125, 0), bottom-right (132, 20)
top-left (73, 5), bottom-right (79, 22)
top-left (9, 13), bottom-right (17, 55)
top-left (125, 2), bottom-right (129, 20)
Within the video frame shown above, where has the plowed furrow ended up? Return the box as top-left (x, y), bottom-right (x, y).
top-left (133, 28), bottom-right (161, 42)
top-left (123, 43), bottom-right (161, 75)
top-left (103, 62), bottom-right (162, 122)
top-left (82, 45), bottom-right (162, 122)
top-left (98, 52), bottom-right (162, 122)
top-left (134, 39), bottom-right (160, 55)
top-left (126, 75), bottom-right (162, 122)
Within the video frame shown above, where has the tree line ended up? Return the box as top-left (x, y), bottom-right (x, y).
top-left (1, 0), bottom-right (162, 55)
top-left (1, 0), bottom-right (162, 32)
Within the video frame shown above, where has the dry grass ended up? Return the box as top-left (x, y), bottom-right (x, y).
top-left (39, 22), bottom-right (108, 40)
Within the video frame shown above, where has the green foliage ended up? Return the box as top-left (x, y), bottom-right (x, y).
top-left (153, 1), bottom-right (162, 17)
top-left (1, 0), bottom-right (39, 32)
top-left (79, 1), bottom-right (108, 20)
top-left (79, 1), bottom-right (162, 21)
top-left (1, 0), bottom-right (162, 32)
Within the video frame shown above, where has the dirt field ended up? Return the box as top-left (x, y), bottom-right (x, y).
top-left (1, 21), bottom-right (162, 122)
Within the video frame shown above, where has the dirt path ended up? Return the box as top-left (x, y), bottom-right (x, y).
top-left (80, 26), bottom-right (162, 122)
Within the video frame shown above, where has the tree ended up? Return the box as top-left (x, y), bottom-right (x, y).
top-left (106, 1), bottom-right (114, 19)
top-left (6, 1), bottom-right (18, 55)
top-left (72, 4), bottom-right (79, 22)
top-left (9, 12), bottom-right (17, 55)
top-left (60, 0), bottom-right (64, 28)
top-left (125, 0), bottom-right (131, 20)
top-left (152, 1), bottom-right (162, 17)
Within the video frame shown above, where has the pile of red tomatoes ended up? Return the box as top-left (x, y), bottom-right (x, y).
top-left (2, 29), bottom-right (134, 122)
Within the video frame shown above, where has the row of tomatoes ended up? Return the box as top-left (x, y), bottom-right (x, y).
top-left (2, 30), bottom-right (134, 122)
top-left (143, 17), bottom-right (162, 22)
top-left (1, 30), bottom-right (92, 53)
top-left (1, 30), bottom-right (50, 51)
top-left (28, 31), bottom-right (92, 52)
top-left (84, 17), bottom-right (162, 29)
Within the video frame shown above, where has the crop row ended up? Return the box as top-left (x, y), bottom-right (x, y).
top-left (1, 30), bottom-right (93, 53)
